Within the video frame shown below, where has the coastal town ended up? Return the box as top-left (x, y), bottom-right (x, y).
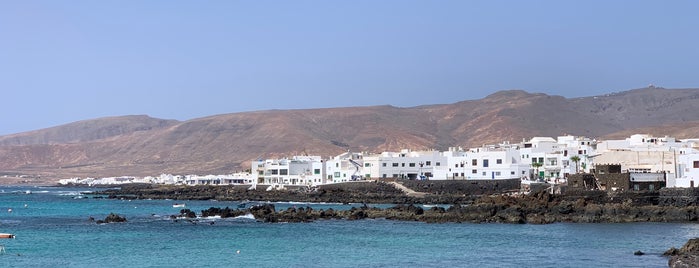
top-left (59, 133), bottom-right (699, 192)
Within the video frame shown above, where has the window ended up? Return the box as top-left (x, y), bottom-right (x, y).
top-left (496, 159), bottom-right (502, 164)
top-left (453, 173), bottom-right (458, 177)
top-left (455, 164), bottom-right (459, 168)
top-left (392, 174), bottom-right (399, 178)
top-left (495, 172), bottom-right (501, 176)
top-left (382, 174), bottom-right (387, 178)
top-left (314, 169), bottom-right (320, 175)
top-left (472, 169), bottom-right (477, 174)
top-left (401, 163), bottom-right (405, 167)
top-left (334, 172), bottom-right (341, 178)
top-left (538, 157), bottom-right (544, 163)
top-left (483, 159), bottom-right (489, 167)
top-left (382, 163), bottom-right (387, 167)
top-left (482, 172), bottom-right (486, 176)
top-left (280, 169), bottom-right (288, 175)
top-left (271, 169), bottom-right (279, 175)
top-left (694, 161), bottom-right (699, 168)
top-left (426, 161), bottom-right (431, 166)
top-left (336, 163), bottom-right (339, 167)
top-left (258, 171), bottom-right (263, 175)
top-left (649, 184), bottom-right (655, 191)
top-left (392, 163), bottom-right (399, 167)
top-left (511, 171), bottom-right (515, 175)
top-left (409, 163), bottom-right (416, 167)
top-left (364, 163), bottom-right (370, 167)
top-left (472, 159), bottom-right (477, 166)
top-left (436, 162), bottom-right (441, 166)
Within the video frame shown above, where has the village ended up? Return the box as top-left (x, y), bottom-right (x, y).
top-left (58, 134), bottom-right (699, 192)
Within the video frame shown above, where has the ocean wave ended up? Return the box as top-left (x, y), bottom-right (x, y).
top-left (233, 213), bottom-right (256, 220)
top-left (58, 191), bottom-right (84, 196)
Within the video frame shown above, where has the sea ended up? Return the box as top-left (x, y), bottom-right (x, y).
top-left (0, 186), bottom-right (697, 268)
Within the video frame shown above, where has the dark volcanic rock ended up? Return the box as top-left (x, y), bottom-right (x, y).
top-left (666, 238), bottom-right (699, 268)
top-left (95, 183), bottom-right (699, 225)
top-left (179, 209), bottom-right (196, 218)
top-left (96, 213), bottom-right (127, 224)
top-left (201, 207), bottom-right (245, 218)
top-left (249, 204), bottom-right (278, 222)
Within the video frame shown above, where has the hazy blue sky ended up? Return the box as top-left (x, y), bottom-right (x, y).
top-left (1, 1), bottom-right (698, 135)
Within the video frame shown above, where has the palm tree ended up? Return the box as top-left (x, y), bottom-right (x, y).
top-left (531, 162), bottom-right (543, 180)
top-left (570, 155), bottom-right (581, 173)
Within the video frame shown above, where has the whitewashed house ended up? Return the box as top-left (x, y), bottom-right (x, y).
top-left (514, 136), bottom-right (596, 183)
top-left (183, 173), bottom-right (255, 185)
top-left (556, 135), bottom-right (595, 174)
top-left (592, 134), bottom-right (690, 185)
top-left (673, 148), bottom-right (699, 188)
top-left (369, 149), bottom-right (445, 180)
top-left (325, 152), bottom-right (367, 183)
top-left (252, 156), bottom-right (324, 186)
top-left (441, 144), bottom-right (528, 180)
top-left (519, 137), bottom-right (561, 181)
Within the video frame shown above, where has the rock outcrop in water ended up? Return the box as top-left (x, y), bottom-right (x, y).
top-left (96, 213), bottom-right (127, 224)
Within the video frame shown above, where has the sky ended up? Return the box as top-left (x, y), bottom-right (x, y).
top-left (1, 1), bottom-right (698, 135)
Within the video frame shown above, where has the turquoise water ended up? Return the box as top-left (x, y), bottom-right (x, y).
top-left (0, 186), bottom-right (697, 267)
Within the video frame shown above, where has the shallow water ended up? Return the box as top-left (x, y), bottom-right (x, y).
top-left (0, 186), bottom-right (694, 267)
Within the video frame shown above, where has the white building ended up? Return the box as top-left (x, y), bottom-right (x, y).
top-left (556, 135), bottom-right (595, 174)
top-left (592, 134), bottom-right (692, 184)
top-left (252, 156), bottom-right (324, 186)
top-left (184, 173), bottom-right (255, 185)
top-left (513, 136), bottom-right (597, 183)
top-left (367, 149), bottom-right (445, 180)
top-left (325, 152), bottom-right (368, 183)
top-left (673, 149), bottom-right (699, 188)
top-left (440, 144), bottom-right (528, 180)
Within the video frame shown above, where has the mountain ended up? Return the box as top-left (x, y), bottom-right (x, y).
top-left (2, 87), bottom-right (699, 182)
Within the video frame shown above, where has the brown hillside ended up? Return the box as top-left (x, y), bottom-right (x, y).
top-left (602, 120), bottom-right (699, 140)
top-left (2, 87), bottom-right (699, 182)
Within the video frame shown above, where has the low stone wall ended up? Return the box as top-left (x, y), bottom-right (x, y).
top-left (659, 188), bottom-right (699, 207)
top-left (562, 189), bottom-right (660, 205)
top-left (563, 188), bottom-right (699, 206)
top-left (398, 179), bottom-right (521, 196)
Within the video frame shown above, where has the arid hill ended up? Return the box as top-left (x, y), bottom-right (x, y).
top-left (2, 87), bottom-right (699, 183)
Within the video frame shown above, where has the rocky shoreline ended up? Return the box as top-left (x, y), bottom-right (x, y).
top-left (163, 190), bottom-right (699, 224)
top-left (96, 180), bottom-right (521, 204)
top-left (94, 181), bottom-right (699, 224)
